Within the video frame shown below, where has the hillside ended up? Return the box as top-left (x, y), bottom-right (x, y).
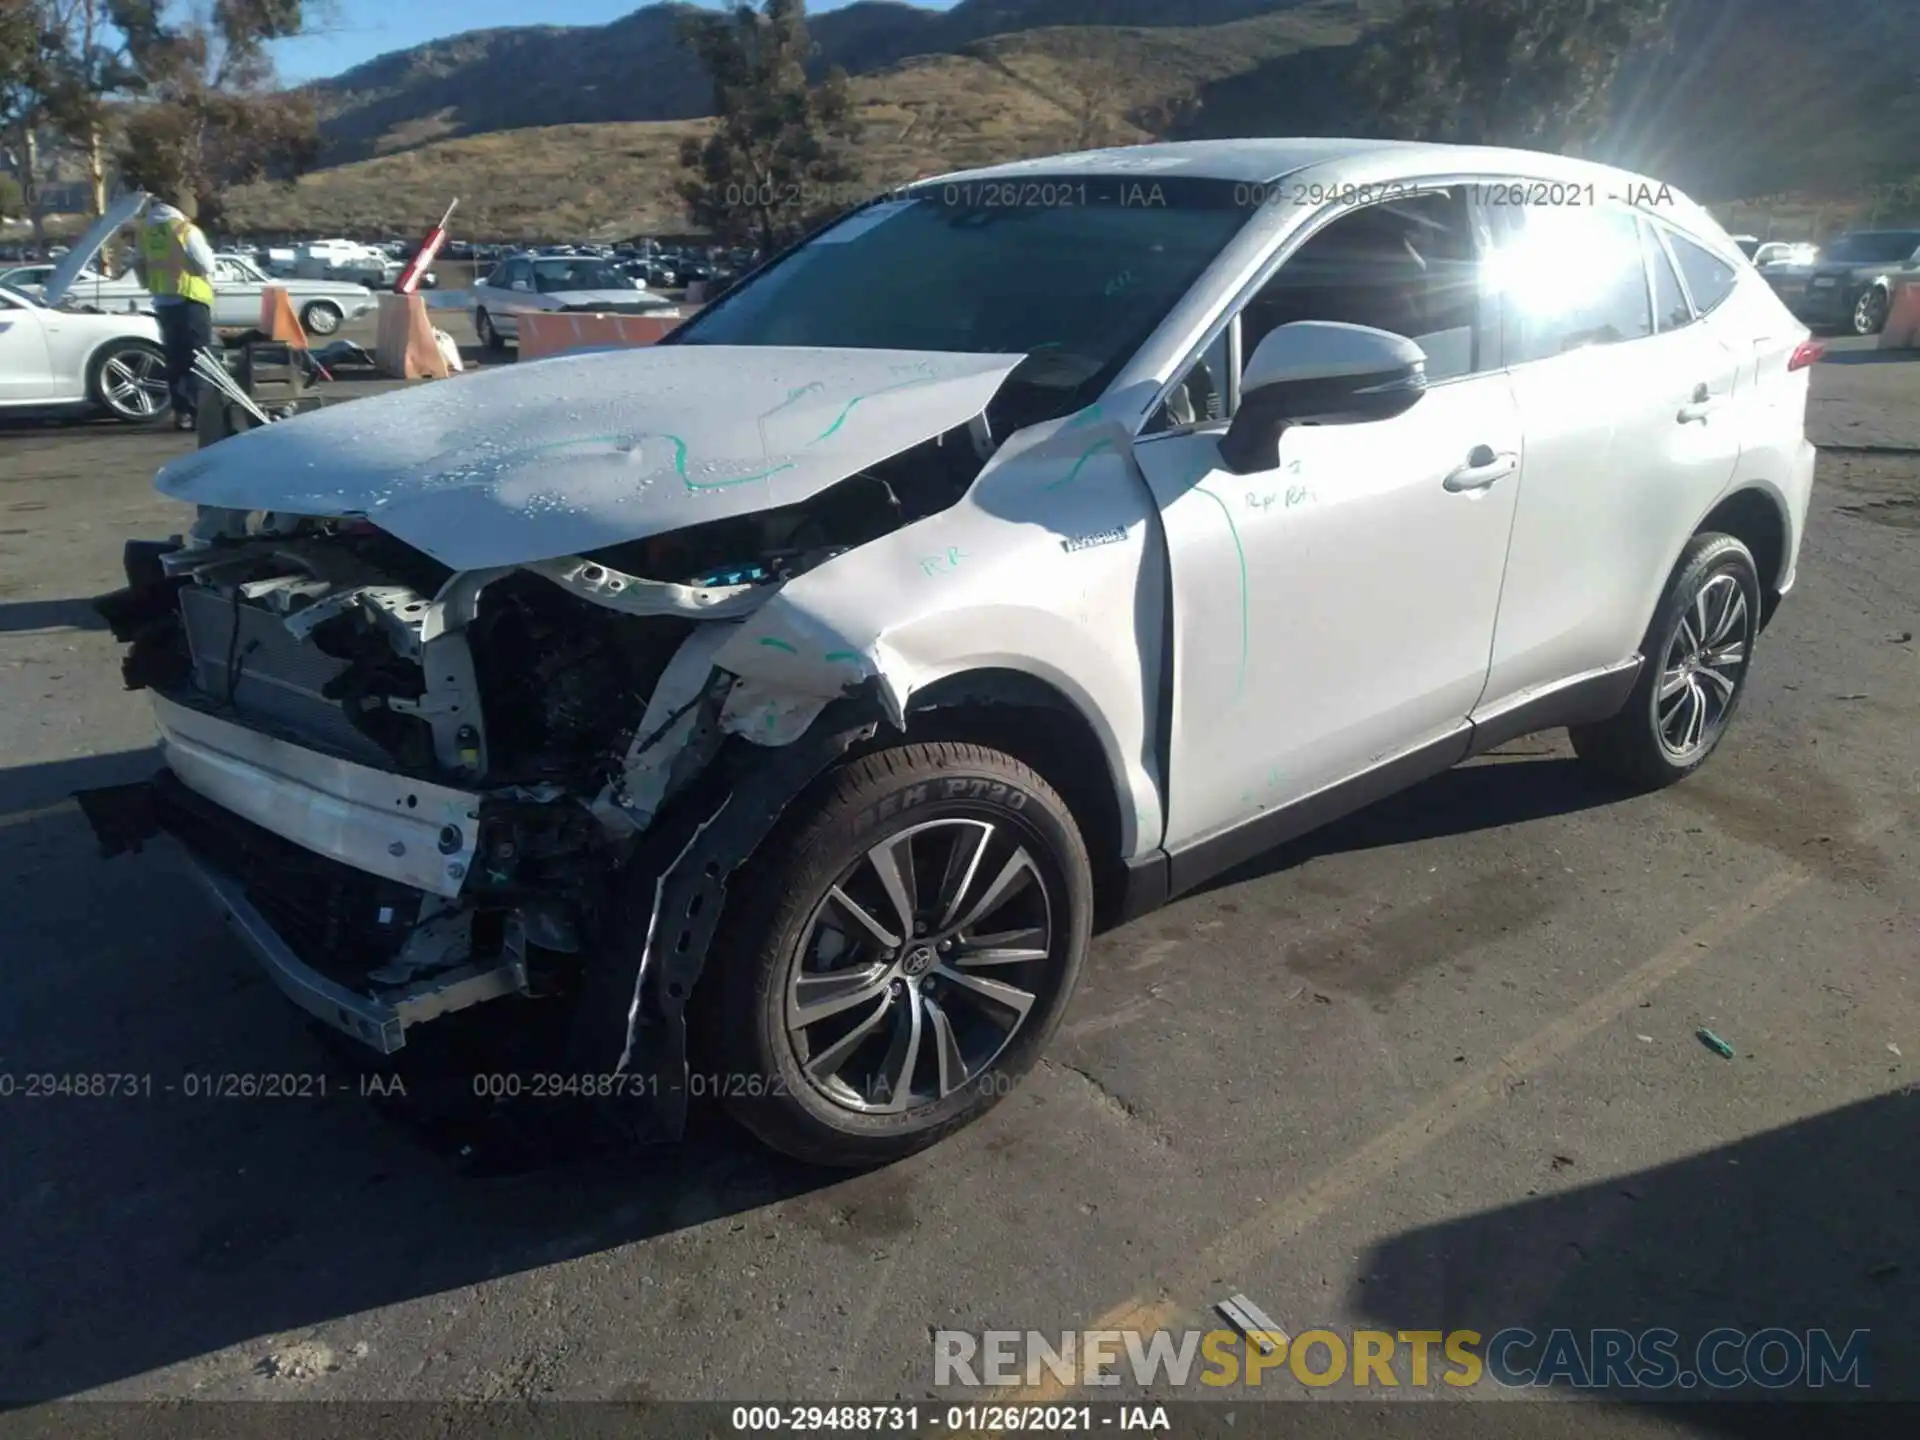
top-left (231, 4), bottom-right (1392, 237)
top-left (226, 0), bottom-right (1920, 239)
top-left (308, 0), bottom-right (1353, 163)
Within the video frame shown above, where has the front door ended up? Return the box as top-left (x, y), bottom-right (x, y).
top-left (0, 295), bottom-right (56, 401)
top-left (1132, 186), bottom-right (1522, 855)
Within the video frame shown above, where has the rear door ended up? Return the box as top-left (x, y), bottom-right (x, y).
top-left (1480, 197), bottom-right (1742, 707)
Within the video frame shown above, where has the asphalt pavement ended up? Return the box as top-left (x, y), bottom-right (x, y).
top-left (0, 331), bottom-right (1916, 1431)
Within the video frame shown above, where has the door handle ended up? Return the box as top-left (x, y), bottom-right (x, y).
top-left (1443, 444), bottom-right (1518, 492)
top-left (1677, 383), bottom-right (1724, 424)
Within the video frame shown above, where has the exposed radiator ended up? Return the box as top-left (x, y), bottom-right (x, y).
top-left (178, 584), bottom-right (394, 765)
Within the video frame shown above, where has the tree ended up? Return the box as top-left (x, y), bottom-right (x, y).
top-left (677, 0), bottom-right (861, 253)
top-left (100, 0), bottom-right (318, 229)
top-left (0, 0), bottom-right (54, 236)
top-left (1354, 0), bottom-right (1675, 154)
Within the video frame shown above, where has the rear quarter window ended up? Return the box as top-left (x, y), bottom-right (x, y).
top-left (1669, 233), bottom-right (1739, 316)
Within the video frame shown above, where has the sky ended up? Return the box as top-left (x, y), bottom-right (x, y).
top-left (271, 0), bottom-right (960, 83)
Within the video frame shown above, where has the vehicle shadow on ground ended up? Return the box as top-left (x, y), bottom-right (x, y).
top-left (0, 598), bottom-right (109, 634)
top-left (1351, 1088), bottom-right (1917, 1409)
top-left (0, 751), bottom-right (846, 1401)
top-left (1193, 753), bottom-right (1628, 896)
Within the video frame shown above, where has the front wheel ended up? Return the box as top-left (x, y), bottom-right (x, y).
top-left (1852, 286), bottom-right (1891, 336)
top-left (476, 309), bottom-right (504, 351)
top-left (704, 743), bottom-right (1093, 1167)
top-left (1571, 533), bottom-right (1761, 791)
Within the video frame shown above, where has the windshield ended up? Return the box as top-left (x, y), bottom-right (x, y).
top-left (670, 177), bottom-right (1253, 427)
top-left (1825, 232), bottom-right (1920, 264)
top-left (533, 259), bottom-right (632, 293)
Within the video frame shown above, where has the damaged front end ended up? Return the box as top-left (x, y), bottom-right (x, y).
top-left (76, 408), bottom-right (1006, 1133)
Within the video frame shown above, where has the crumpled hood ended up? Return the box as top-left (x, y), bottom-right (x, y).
top-left (153, 344), bottom-right (1026, 571)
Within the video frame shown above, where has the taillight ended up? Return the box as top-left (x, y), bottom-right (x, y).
top-left (1788, 339), bottom-right (1825, 371)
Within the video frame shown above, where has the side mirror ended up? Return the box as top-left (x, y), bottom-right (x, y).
top-left (1219, 321), bottom-right (1429, 475)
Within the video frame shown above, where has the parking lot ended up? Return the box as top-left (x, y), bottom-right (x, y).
top-left (1, 329), bottom-right (1917, 1419)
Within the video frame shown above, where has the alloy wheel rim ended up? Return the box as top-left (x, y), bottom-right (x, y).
top-left (306, 306), bottom-right (339, 334)
top-left (786, 817), bottom-right (1056, 1115)
top-left (1857, 292), bottom-right (1886, 332)
top-left (1656, 572), bottom-right (1749, 761)
top-left (101, 349), bottom-right (169, 418)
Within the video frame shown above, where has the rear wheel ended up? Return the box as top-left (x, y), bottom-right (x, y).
top-left (300, 300), bottom-right (342, 336)
top-left (1571, 533), bottom-right (1761, 791)
top-left (704, 743), bottom-right (1093, 1167)
top-left (1852, 286), bottom-right (1891, 336)
top-left (88, 339), bottom-right (170, 422)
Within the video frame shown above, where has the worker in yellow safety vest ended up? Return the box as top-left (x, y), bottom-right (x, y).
top-left (134, 194), bottom-right (217, 430)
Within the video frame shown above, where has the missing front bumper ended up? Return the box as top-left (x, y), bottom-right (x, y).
top-left (74, 772), bottom-right (521, 1055)
top-left (185, 856), bottom-right (519, 1053)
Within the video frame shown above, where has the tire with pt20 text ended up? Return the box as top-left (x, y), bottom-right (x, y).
top-left (704, 743), bottom-right (1093, 1166)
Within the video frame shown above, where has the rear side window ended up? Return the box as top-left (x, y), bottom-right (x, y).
top-left (1488, 201), bottom-right (1653, 362)
top-left (1644, 224), bottom-right (1693, 332)
top-left (1669, 233), bottom-right (1738, 316)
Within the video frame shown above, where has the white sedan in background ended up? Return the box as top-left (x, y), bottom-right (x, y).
top-left (470, 253), bottom-right (674, 350)
top-left (0, 263), bottom-right (149, 312)
top-left (204, 252), bottom-right (377, 335)
top-left (0, 254), bottom-right (375, 335)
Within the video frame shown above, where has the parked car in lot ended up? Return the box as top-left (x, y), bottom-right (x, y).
top-left (1791, 228), bottom-right (1920, 335)
top-left (3, 241), bottom-right (375, 335)
top-left (204, 252), bottom-right (379, 334)
top-left (0, 262), bottom-right (149, 312)
top-left (80, 139), bottom-right (1816, 1166)
top-left (0, 271), bottom-right (170, 420)
top-left (470, 253), bottom-right (675, 349)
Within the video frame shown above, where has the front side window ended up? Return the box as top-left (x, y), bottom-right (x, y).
top-left (1487, 201), bottom-right (1652, 361)
top-left (673, 178), bottom-right (1253, 431)
top-left (1667, 232), bottom-right (1738, 316)
top-left (1240, 188), bottom-right (1492, 384)
top-left (1145, 188), bottom-right (1494, 434)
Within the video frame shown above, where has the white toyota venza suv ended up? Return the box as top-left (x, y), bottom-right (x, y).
top-left (82, 140), bottom-right (1818, 1166)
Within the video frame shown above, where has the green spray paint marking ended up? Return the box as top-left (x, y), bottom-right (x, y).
top-left (756, 637), bottom-right (799, 654)
top-left (1059, 403), bottom-right (1103, 432)
top-left (1190, 479), bottom-right (1248, 701)
top-left (1043, 435), bottom-right (1115, 491)
top-left (823, 650), bottom-right (863, 663)
top-left (808, 372), bottom-right (943, 445)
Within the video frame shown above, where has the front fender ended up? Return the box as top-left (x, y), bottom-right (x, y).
top-left (710, 411), bottom-right (1170, 858)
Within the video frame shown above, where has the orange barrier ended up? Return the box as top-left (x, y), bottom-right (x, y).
top-left (1879, 281), bottom-right (1920, 350)
top-left (375, 292), bottom-right (451, 380)
top-left (514, 308), bottom-right (697, 361)
top-left (257, 286), bottom-right (307, 347)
